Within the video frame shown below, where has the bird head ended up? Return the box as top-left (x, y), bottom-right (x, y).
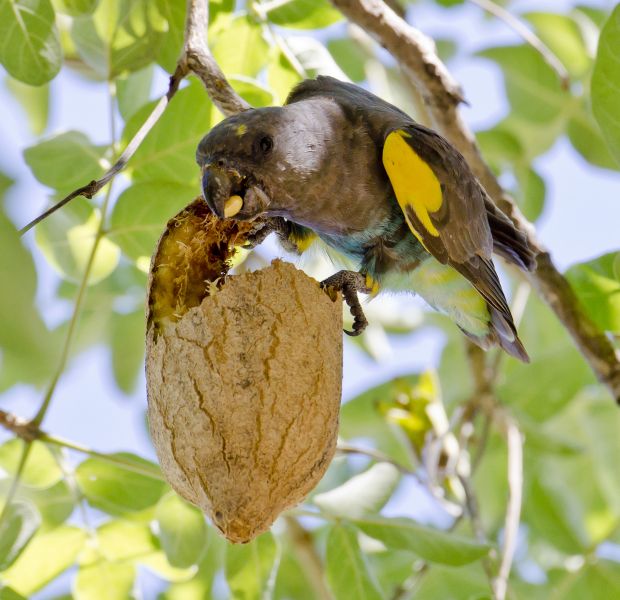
top-left (196, 107), bottom-right (289, 221)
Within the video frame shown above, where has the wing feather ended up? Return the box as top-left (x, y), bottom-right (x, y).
top-left (382, 125), bottom-right (529, 360)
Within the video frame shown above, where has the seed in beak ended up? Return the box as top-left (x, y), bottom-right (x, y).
top-left (224, 195), bottom-right (243, 218)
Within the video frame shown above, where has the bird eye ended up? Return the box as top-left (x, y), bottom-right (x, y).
top-left (259, 135), bottom-right (273, 154)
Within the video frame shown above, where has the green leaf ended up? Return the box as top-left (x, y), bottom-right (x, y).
top-left (591, 5), bottom-right (620, 166)
top-left (0, 501), bottom-right (41, 571)
top-left (435, 38), bottom-right (458, 64)
top-left (514, 165), bottom-right (545, 222)
top-left (138, 551), bottom-right (198, 583)
top-left (34, 197), bottom-right (121, 284)
top-left (478, 45), bottom-right (569, 123)
top-left (5, 77), bottom-right (49, 135)
top-left (264, 0), bottom-right (342, 30)
top-left (0, 588), bottom-right (26, 600)
top-left (524, 471), bottom-right (590, 554)
top-left (212, 15), bottom-right (268, 78)
top-left (123, 79), bottom-right (211, 185)
top-left (75, 562), bottom-right (135, 600)
top-left (496, 113), bottom-right (565, 162)
top-left (574, 4), bottom-right (608, 29)
top-left (476, 126), bottom-right (523, 171)
top-left (326, 524), bottom-right (383, 600)
top-left (549, 561), bottom-right (620, 600)
top-left (566, 252), bottom-right (620, 334)
top-left (155, 492), bottom-right (208, 569)
top-left (527, 388), bottom-right (620, 549)
top-left (523, 12), bottom-right (591, 79)
top-left (2, 525), bottom-right (86, 595)
top-left (230, 76), bottom-right (275, 107)
top-left (411, 564), bottom-right (490, 600)
top-left (340, 377), bottom-right (418, 468)
top-left (568, 106), bottom-right (619, 171)
top-left (75, 453), bottom-right (166, 515)
top-left (110, 309), bottom-right (145, 393)
top-left (314, 463), bottom-right (400, 518)
top-left (368, 548), bottom-right (423, 600)
top-left (273, 540), bottom-right (318, 600)
top-left (25, 479), bottom-right (75, 530)
top-left (577, 390), bottom-right (620, 514)
top-left (70, 0), bottom-right (167, 79)
top-left (328, 38), bottom-right (368, 82)
top-left (155, 0), bottom-right (185, 72)
top-left (0, 170), bottom-right (13, 196)
top-left (0, 0), bottom-right (62, 85)
top-left (209, 0), bottom-right (234, 34)
top-left (160, 533), bottom-right (225, 598)
top-left (51, 265), bottom-right (143, 361)
top-left (96, 519), bottom-right (157, 560)
top-left (108, 181), bottom-right (196, 261)
top-left (353, 516), bottom-right (491, 566)
top-left (56, 0), bottom-right (99, 15)
top-left (116, 65), bottom-right (153, 121)
top-left (225, 532), bottom-right (278, 600)
top-left (267, 48), bottom-right (301, 104)
top-left (498, 294), bottom-right (594, 420)
top-left (23, 131), bottom-right (107, 192)
top-left (0, 211), bottom-right (56, 387)
top-left (0, 440), bottom-right (62, 489)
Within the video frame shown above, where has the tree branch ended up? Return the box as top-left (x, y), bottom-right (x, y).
top-left (182, 0), bottom-right (250, 115)
top-left (329, 0), bottom-right (620, 404)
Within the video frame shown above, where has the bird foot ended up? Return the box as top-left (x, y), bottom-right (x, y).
top-left (242, 217), bottom-right (301, 253)
top-left (321, 270), bottom-right (372, 336)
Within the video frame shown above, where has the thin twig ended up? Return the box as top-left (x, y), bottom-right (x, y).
top-left (19, 66), bottom-right (186, 235)
top-left (459, 474), bottom-right (497, 596)
top-left (493, 416), bottom-right (523, 600)
top-left (32, 174), bottom-right (117, 426)
top-left (336, 442), bottom-right (417, 477)
top-left (328, 0), bottom-right (620, 404)
top-left (0, 442), bottom-right (32, 517)
top-left (0, 408), bottom-right (164, 481)
top-left (41, 434), bottom-right (165, 481)
top-left (253, 1), bottom-right (308, 81)
top-left (468, 0), bottom-right (569, 89)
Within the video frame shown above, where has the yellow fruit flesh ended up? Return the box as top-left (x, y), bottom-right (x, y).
top-left (224, 195), bottom-right (243, 217)
top-left (147, 198), bottom-right (253, 332)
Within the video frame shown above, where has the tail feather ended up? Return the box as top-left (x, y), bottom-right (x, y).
top-left (460, 305), bottom-right (530, 363)
top-left (489, 305), bottom-right (530, 362)
top-left (484, 196), bottom-right (536, 271)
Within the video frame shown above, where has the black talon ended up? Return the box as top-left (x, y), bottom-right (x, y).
top-left (320, 270), bottom-right (371, 336)
top-left (242, 217), bottom-right (303, 253)
top-left (242, 219), bottom-right (274, 249)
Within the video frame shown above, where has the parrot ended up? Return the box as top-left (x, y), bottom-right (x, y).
top-left (196, 76), bottom-right (535, 361)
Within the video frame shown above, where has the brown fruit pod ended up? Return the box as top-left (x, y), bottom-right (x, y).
top-left (145, 199), bottom-right (343, 543)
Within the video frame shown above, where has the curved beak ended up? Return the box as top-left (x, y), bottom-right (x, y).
top-left (201, 163), bottom-right (242, 219)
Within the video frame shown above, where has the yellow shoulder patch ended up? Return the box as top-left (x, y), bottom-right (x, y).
top-left (382, 130), bottom-right (442, 239)
top-left (235, 124), bottom-right (247, 137)
top-left (289, 230), bottom-right (317, 253)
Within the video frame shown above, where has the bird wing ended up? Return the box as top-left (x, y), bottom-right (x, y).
top-left (382, 124), bottom-right (514, 325)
